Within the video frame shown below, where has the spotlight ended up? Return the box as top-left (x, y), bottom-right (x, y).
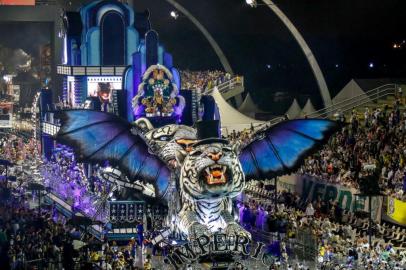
top-left (246, 0), bottom-right (257, 7)
top-left (108, 192), bottom-right (116, 201)
top-left (3, 75), bottom-right (12, 83)
top-left (369, 62), bottom-right (374, 68)
top-left (170, 11), bottom-right (179, 19)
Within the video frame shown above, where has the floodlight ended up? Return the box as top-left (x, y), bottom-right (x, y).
top-left (246, 0), bottom-right (257, 7)
top-left (170, 11), bottom-right (179, 19)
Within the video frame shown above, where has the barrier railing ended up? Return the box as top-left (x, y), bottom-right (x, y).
top-left (230, 85), bottom-right (397, 132)
top-left (252, 116), bottom-right (285, 133)
top-left (248, 228), bottom-right (318, 263)
top-left (205, 76), bottom-right (244, 95)
top-left (307, 83), bottom-right (398, 119)
top-left (252, 84), bottom-right (399, 130)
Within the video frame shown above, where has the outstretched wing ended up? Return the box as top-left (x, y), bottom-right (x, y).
top-left (56, 110), bottom-right (170, 198)
top-left (239, 119), bottom-right (340, 180)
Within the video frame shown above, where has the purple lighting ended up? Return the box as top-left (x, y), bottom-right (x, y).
top-left (40, 145), bottom-right (109, 222)
top-left (133, 104), bottom-right (146, 118)
top-left (73, 187), bottom-right (82, 198)
top-left (173, 105), bottom-right (183, 122)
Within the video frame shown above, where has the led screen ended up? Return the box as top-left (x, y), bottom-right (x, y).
top-left (87, 76), bottom-right (122, 103)
top-left (66, 76), bottom-right (75, 107)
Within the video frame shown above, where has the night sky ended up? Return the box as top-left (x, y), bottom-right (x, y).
top-left (0, 22), bottom-right (51, 56)
top-left (134, 0), bottom-right (406, 110)
top-left (1, 0), bottom-right (405, 111)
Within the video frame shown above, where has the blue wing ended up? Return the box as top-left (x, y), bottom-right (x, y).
top-left (239, 119), bottom-right (340, 180)
top-left (56, 110), bottom-right (170, 198)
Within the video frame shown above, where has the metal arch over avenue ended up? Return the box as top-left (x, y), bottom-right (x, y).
top-left (164, 0), bottom-right (235, 76)
top-left (260, 0), bottom-right (333, 108)
top-left (165, 0), bottom-right (333, 108)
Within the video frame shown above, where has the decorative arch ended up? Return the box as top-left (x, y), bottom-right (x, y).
top-left (164, 0), bottom-right (333, 108)
top-left (100, 10), bottom-right (126, 65)
top-left (164, 0), bottom-right (234, 76)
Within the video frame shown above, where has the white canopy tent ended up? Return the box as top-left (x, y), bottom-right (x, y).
top-left (285, 98), bottom-right (301, 119)
top-left (332, 79), bottom-right (372, 106)
top-left (238, 93), bottom-right (267, 118)
top-left (300, 98), bottom-right (316, 116)
top-left (211, 88), bottom-right (265, 134)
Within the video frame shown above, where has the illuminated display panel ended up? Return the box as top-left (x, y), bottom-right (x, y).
top-left (87, 76), bottom-right (122, 103)
top-left (0, 0), bottom-right (35, 5)
top-left (42, 123), bottom-right (60, 135)
top-left (66, 76), bottom-right (75, 107)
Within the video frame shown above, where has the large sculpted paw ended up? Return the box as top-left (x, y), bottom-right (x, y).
top-left (225, 223), bottom-right (251, 239)
top-left (188, 223), bottom-right (211, 240)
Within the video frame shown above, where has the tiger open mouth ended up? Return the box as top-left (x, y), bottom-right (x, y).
top-left (203, 164), bottom-right (228, 185)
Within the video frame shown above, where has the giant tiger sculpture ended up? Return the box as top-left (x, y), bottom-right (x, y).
top-left (56, 110), bottom-right (339, 239)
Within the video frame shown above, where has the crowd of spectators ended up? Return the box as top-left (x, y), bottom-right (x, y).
top-left (0, 176), bottom-right (164, 270)
top-left (0, 132), bottom-right (37, 164)
top-left (240, 182), bottom-right (406, 269)
top-left (180, 70), bottom-right (231, 91)
top-left (301, 99), bottom-right (406, 201)
top-left (0, 134), bottom-right (174, 269)
top-left (219, 98), bottom-right (406, 202)
top-left (226, 125), bottom-right (256, 147)
top-left (40, 146), bottom-right (115, 220)
top-left (0, 178), bottom-right (73, 270)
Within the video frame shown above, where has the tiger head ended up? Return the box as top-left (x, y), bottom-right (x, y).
top-left (143, 124), bottom-right (197, 166)
top-left (176, 141), bottom-right (245, 201)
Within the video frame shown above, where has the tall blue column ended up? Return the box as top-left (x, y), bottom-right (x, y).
top-left (42, 134), bottom-right (54, 160)
top-left (145, 30), bottom-right (159, 68)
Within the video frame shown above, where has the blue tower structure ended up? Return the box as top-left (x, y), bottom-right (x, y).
top-left (58, 0), bottom-right (193, 127)
top-left (79, 1), bottom-right (136, 66)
